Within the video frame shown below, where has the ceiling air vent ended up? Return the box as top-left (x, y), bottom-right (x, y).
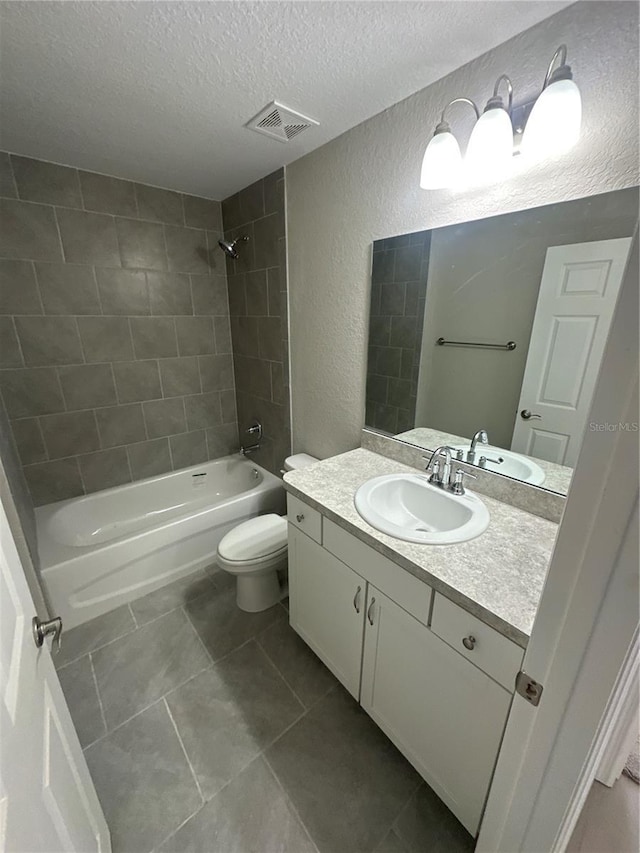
top-left (245, 101), bottom-right (319, 143)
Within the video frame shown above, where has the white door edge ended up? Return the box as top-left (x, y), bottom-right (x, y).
top-left (476, 229), bottom-right (639, 852)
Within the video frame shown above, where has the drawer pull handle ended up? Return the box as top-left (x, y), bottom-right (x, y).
top-left (462, 635), bottom-right (476, 651)
top-left (296, 513), bottom-right (305, 523)
top-left (367, 597), bottom-right (376, 626)
top-left (353, 586), bottom-right (362, 614)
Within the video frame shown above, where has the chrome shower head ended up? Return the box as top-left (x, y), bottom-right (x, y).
top-left (218, 235), bottom-right (249, 260)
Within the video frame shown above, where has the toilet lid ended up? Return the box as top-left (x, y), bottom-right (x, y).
top-left (218, 514), bottom-right (288, 563)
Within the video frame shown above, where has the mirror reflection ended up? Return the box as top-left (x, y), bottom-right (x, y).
top-left (365, 188), bottom-right (638, 495)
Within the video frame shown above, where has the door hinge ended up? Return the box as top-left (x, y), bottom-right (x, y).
top-left (515, 670), bottom-right (544, 707)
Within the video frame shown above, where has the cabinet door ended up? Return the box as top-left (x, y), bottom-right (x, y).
top-left (288, 525), bottom-right (366, 699)
top-left (361, 587), bottom-right (512, 836)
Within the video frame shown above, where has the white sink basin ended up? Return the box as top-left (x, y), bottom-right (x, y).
top-left (354, 473), bottom-right (490, 545)
top-left (450, 444), bottom-right (546, 486)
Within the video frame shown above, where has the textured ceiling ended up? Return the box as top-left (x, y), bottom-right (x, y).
top-left (0, 1), bottom-right (572, 199)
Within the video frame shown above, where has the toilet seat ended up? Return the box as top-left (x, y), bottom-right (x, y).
top-left (217, 514), bottom-right (287, 566)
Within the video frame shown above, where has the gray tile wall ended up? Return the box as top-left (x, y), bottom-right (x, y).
top-left (0, 394), bottom-right (39, 567)
top-left (0, 153), bottom-right (238, 505)
top-left (366, 231), bottom-right (431, 434)
top-left (222, 170), bottom-right (290, 476)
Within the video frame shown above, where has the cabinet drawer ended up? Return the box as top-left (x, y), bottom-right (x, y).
top-left (287, 494), bottom-right (322, 544)
top-left (323, 518), bottom-right (432, 625)
top-left (430, 593), bottom-right (523, 692)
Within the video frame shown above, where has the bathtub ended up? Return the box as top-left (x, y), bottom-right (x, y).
top-left (36, 456), bottom-right (285, 630)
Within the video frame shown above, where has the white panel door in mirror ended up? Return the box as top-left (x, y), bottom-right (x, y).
top-left (512, 237), bottom-right (632, 467)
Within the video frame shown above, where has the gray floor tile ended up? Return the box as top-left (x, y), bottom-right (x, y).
top-left (158, 756), bottom-right (316, 853)
top-left (57, 656), bottom-right (106, 748)
top-left (92, 609), bottom-right (211, 729)
top-left (85, 702), bottom-right (201, 853)
top-left (184, 572), bottom-right (281, 661)
top-left (166, 640), bottom-right (304, 800)
top-left (129, 570), bottom-right (216, 626)
top-left (258, 613), bottom-right (338, 708)
top-left (55, 605), bottom-right (136, 668)
top-left (375, 830), bottom-right (409, 853)
top-left (266, 686), bottom-right (421, 853)
top-left (393, 783), bottom-right (474, 853)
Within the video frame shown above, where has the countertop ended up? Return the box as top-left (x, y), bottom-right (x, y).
top-left (283, 448), bottom-right (559, 648)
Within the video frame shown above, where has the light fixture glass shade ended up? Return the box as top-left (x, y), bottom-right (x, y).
top-left (521, 78), bottom-right (582, 160)
top-left (465, 107), bottom-right (513, 182)
top-left (420, 130), bottom-right (462, 189)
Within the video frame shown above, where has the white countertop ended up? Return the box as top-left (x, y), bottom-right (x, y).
top-left (284, 448), bottom-right (559, 647)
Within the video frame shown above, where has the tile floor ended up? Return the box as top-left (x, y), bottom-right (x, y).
top-left (56, 565), bottom-right (475, 853)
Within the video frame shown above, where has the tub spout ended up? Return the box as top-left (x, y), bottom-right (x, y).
top-left (240, 443), bottom-right (260, 456)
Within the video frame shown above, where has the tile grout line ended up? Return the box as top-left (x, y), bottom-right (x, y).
top-left (255, 632), bottom-right (308, 712)
top-left (262, 751), bottom-right (321, 853)
top-left (55, 621), bottom-right (138, 671)
top-left (83, 661), bottom-right (214, 752)
top-left (179, 602), bottom-right (216, 667)
top-left (162, 697), bottom-right (205, 804)
top-left (150, 800), bottom-right (206, 853)
top-left (389, 775), bottom-right (426, 844)
top-left (88, 652), bottom-right (109, 736)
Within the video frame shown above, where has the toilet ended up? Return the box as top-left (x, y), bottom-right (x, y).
top-left (216, 453), bottom-right (318, 612)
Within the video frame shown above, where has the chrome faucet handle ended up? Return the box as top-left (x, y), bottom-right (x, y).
top-left (427, 459), bottom-right (442, 485)
top-left (450, 468), bottom-right (477, 495)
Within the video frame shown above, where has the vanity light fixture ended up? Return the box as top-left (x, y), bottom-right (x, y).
top-left (521, 45), bottom-right (582, 159)
top-left (419, 98), bottom-right (479, 189)
top-left (465, 75), bottom-right (514, 183)
top-left (420, 45), bottom-right (581, 189)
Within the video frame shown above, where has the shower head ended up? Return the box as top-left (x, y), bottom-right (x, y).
top-left (218, 235), bottom-right (249, 260)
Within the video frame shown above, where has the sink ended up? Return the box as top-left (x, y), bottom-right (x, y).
top-left (450, 444), bottom-right (546, 486)
top-left (354, 473), bottom-right (490, 545)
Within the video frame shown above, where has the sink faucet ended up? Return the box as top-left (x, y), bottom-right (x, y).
top-left (467, 429), bottom-right (488, 464)
top-left (425, 446), bottom-right (454, 489)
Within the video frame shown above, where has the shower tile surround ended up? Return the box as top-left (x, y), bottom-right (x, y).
top-left (367, 231), bottom-right (431, 434)
top-left (0, 153), bottom-right (239, 505)
top-left (222, 169), bottom-right (291, 476)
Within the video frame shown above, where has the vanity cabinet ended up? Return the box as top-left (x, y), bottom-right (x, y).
top-left (288, 526), bottom-right (366, 699)
top-left (286, 494), bottom-right (524, 836)
top-left (361, 586), bottom-right (512, 834)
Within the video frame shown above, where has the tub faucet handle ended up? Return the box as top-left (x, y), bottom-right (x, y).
top-left (246, 422), bottom-right (262, 440)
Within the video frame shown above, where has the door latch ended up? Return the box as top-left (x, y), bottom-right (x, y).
top-left (515, 670), bottom-right (544, 706)
top-left (32, 616), bottom-right (63, 654)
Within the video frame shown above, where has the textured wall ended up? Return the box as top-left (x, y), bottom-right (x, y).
top-left (0, 153), bottom-right (237, 505)
top-left (222, 169), bottom-right (290, 476)
top-left (287, 1), bottom-right (640, 459)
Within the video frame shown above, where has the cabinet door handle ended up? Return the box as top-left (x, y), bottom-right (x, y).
top-left (462, 635), bottom-right (476, 651)
top-left (367, 597), bottom-right (376, 626)
top-left (296, 513), bottom-right (305, 523)
top-left (353, 586), bottom-right (362, 613)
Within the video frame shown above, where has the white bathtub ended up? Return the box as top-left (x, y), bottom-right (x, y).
top-left (36, 456), bottom-right (285, 629)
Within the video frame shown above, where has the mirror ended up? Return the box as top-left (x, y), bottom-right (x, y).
top-left (365, 188), bottom-right (638, 495)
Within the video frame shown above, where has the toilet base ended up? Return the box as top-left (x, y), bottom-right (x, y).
top-left (236, 570), bottom-right (282, 612)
